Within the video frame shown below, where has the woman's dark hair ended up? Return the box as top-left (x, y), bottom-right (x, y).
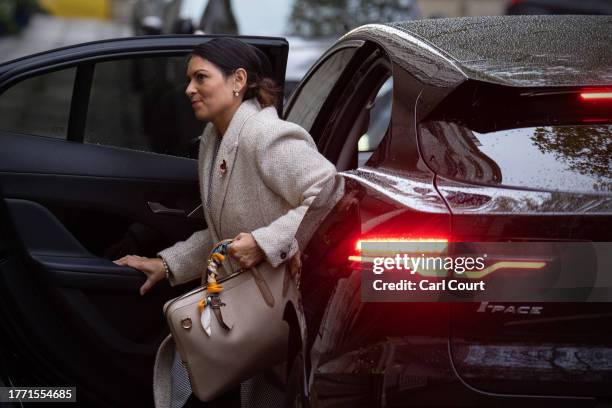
top-left (191, 38), bottom-right (282, 108)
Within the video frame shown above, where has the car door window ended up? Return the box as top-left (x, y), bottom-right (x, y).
top-left (0, 55), bottom-right (202, 158)
top-left (0, 68), bottom-right (76, 139)
top-left (357, 76), bottom-right (392, 167)
top-left (85, 55), bottom-right (203, 159)
top-left (319, 51), bottom-right (392, 171)
top-left (285, 47), bottom-right (357, 135)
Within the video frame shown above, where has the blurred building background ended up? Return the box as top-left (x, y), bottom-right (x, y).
top-left (35, 0), bottom-right (509, 24)
top-left (418, 0), bottom-right (505, 17)
top-left (115, 0), bottom-right (508, 22)
top-left (112, 0), bottom-right (508, 24)
top-left (1, 0), bottom-right (610, 70)
top-left (0, 0), bottom-right (506, 64)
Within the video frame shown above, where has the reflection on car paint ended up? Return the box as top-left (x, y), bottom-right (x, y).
top-left (437, 180), bottom-right (612, 214)
top-left (343, 168), bottom-right (448, 213)
top-left (455, 342), bottom-right (612, 386)
top-left (314, 336), bottom-right (454, 406)
top-left (389, 16), bottom-right (612, 87)
top-left (345, 24), bottom-right (465, 88)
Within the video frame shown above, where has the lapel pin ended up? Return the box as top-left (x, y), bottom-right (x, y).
top-left (220, 159), bottom-right (227, 174)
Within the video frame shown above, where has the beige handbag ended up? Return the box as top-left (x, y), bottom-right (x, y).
top-left (163, 240), bottom-right (290, 401)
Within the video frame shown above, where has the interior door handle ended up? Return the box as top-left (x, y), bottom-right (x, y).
top-left (147, 201), bottom-right (185, 216)
top-left (186, 203), bottom-right (203, 219)
top-left (147, 202), bottom-right (204, 218)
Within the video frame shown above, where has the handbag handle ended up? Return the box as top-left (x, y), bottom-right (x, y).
top-left (204, 239), bottom-right (275, 308)
top-left (199, 239), bottom-right (234, 335)
top-left (201, 239), bottom-right (234, 287)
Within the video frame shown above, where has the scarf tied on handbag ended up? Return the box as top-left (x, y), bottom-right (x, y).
top-left (198, 239), bottom-right (233, 336)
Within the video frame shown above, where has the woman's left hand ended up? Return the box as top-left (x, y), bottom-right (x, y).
top-left (228, 232), bottom-right (265, 268)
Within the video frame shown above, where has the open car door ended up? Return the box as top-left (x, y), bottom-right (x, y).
top-left (0, 35), bottom-right (287, 407)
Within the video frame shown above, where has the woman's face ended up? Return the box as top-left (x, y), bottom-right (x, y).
top-left (185, 56), bottom-right (236, 122)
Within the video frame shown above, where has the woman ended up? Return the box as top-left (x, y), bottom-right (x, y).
top-left (114, 38), bottom-right (336, 407)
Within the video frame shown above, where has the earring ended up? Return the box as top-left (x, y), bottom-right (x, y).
top-left (233, 90), bottom-right (239, 97)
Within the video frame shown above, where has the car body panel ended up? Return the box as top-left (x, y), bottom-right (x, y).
top-left (289, 15), bottom-right (612, 407)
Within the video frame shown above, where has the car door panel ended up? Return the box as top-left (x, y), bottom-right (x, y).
top-left (6, 198), bottom-right (142, 289)
top-left (0, 142), bottom-right (200, 406)
top-left (0, 130), bottom-right (199, 179)
top-left (0, 132), bottom-right (203, 245)
top-left (0, 35), bottom-right (289, 406)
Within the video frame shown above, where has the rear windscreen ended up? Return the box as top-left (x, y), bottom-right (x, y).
top-left (418, 84), bottom-right (612, 194)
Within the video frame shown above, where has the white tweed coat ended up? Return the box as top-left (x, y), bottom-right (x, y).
top-left (153, 98), bottom-right (336, 408)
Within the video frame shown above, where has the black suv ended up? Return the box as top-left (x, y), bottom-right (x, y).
top-left (284, 15), bottom-right (612, 408)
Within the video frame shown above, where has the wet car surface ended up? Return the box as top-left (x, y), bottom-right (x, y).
top-left (285, 15), bottom-right (612, 407)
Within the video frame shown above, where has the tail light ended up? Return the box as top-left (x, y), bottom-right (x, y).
top-left (460, 260), bottom-right (547, 279)
top-left (578, 89), bottom-right (612, 122)
top-left (349, 236), bottom-right (450, 277)
top-left (580, 90), bottom-right (612, 101)
top-left (350, 237), bottom-right (449, 261)
top-left (349, 236), bottom-right (548, 278)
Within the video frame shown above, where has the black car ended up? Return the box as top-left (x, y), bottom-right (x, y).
top-left (0, 15), bottom-right (610, 408)
top-left (282, 15), bottom-right (612, 407)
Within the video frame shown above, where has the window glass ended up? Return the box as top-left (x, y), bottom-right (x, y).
top-left (86, 56), bottom-right (203, 159)
top-left (0, 68), bottom-right (76, 139)
top-left (419, 122), bottom-right (612, 194)
top-left (286, 47), bottom-right (356, 133)
top-left (357, 76), bottom-right (392, 167)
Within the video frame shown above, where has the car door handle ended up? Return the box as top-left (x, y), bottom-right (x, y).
top-left (186, 203), bottom-right (203, 219)
top-left (147, 202), bottom-right (204, 219)
top-left (147, 201), bottom-right (185, 216)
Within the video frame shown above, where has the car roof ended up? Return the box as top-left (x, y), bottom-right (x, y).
top-left (383, 15), bottom-right (612, 87)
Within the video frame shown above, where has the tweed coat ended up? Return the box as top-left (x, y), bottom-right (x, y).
top-left (152, 98), bottom-right (336, 408)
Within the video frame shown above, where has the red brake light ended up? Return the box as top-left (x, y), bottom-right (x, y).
top-left (355, 237), bottom-right (449, 252)
top-left (348, 237), bottom-right (549, 279)
top-left (580, 91), bottom-right (612, 101)
top-left (350, 236), bottom-right (449, 263)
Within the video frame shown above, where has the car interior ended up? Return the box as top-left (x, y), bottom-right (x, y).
top-left (306, 47), bottom-right (393, 172)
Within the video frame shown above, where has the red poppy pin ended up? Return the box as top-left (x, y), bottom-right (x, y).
top-left (220, 159), bottom-right (227, 174)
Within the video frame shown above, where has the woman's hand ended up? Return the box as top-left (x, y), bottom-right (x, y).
top-left (228, 232), bottom-right (265, 268)
top-left (113, 255), bottom-right (166, 296)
